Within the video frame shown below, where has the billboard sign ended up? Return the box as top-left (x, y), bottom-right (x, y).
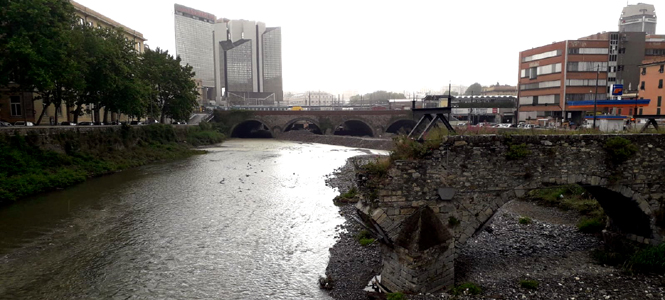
top-left (611, 84), bottom-right (624, 96)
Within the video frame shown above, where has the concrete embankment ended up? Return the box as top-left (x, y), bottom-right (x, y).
top-left (278, 131), bottom-right (394, 151)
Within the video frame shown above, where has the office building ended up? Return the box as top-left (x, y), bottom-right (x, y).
top-left (174, 4), bottom-right (216, 104)
top-left (619, 3), bottom-right (657, 35)
top-left (213, 19), bottom-right (283, 106)
top-left (517, 31), bottom-right (665, 124)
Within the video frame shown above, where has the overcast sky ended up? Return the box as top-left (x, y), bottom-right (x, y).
top-left (75, 0), bottom-right (650, 95)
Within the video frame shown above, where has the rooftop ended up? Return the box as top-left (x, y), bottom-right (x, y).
top-left (70, 0), bottom-right (146, 41)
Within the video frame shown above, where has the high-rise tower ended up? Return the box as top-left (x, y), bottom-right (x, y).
top-left (174, 4), bottom-right (216, 102)
top-left (619, 3), bottom-right (657, 35)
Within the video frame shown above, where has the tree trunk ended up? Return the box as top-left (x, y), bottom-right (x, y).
top-left (36, 101), bottom-right (50, 125)
top-left (73, 104), bottom-right (83, 123)
top-left (103, 109), bottom-right (109, 124)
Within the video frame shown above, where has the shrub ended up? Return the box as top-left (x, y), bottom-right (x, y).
top-left (359, 157), bottom-right (391, 179)
top-left (451, 282), bottom-right (482, 295)
top-left (357, 230), bottom-right (375, 246)
top-left (604, 137), bottom-right (638, 163)
top-left (519, 280), bottom-right (539, 290)
top-left (506, 143), bottom-right (530, 160)
top-left (387, 292), bottom-right (406, 300)
top-left (448, 216), bottom-right (461, 227)
top-left (577, 217), bottom-right (605, 233)
top-left (390, 135), bottom-right (429, 160)
top-left (518, 216), bottom-right (532, 225)
top-left (628, 244), bottom-right (665, 273)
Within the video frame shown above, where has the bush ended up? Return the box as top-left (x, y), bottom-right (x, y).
top-left (518, 216), bottom-right (532, 225)
top-left (448, 216), bottom-right (461, 227)
top-left (357, 230), bottom-right (375, 246)
top-left (506, 143), bottom-right (530, 160)
top-left (628, 244), bottom-right (665, 273)
top-left (604, 137), bottom-right (638, 163)
top-left (387, 292), bottom-right (406, 300)
top-left (578, 217), bottom-right (605, 233)
top-left (451, 282), bottom-right (482, 295)
top-left (359, 157), bottom-right (391, 179)
top-left (519, 280), bottom-right (539, 290)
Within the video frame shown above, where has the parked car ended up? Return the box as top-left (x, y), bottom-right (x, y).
top-left (0, 120), bottom-right (13, 127)
top-left (129, 121), bottom-right (143, 125)
top-left (145, 119), bottom-right (159, 124)
top-left (14, 121), bottom-right (34, 126)
top-left (171, 121), bottom-right (187, 125)
top-left (93, 122), bottom-right (104, 126)
top-left (77, 121), bottom-right (93, 126)
top-left (60, 122), bottom-right (76, 126)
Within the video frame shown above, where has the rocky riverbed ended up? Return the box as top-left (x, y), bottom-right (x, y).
top-left (279, 130), bottom-right (394, 151)
top-left (324, 157), bottom-right (665, 300)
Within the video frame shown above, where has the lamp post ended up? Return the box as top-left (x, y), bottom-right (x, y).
top-left (592, 64), bottom-right (600, 129)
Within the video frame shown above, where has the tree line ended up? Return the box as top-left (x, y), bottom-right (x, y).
top-left (349, 91), bottom-right (407, 105)
top-left (0, 0), bottom-right (198, 124)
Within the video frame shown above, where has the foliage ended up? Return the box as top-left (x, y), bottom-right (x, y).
top-left (349, 90), bottom-right (406, 104)
top-left (0, 126), bottom-right (222, 204)
top-left (356, 230), bottom-right (375, 246)
top-left (627, 244), bottom-right (665, 273)
top-left (464, 83), bottom-right (483, 95)
top-left (333, 187), bottom-right (358, 205)
top-left (506, 143), bottom-right (530, 160)
top-left (577, 217), bottom-right (605, 233)
top-left (450, 282), bottom-right (482, 295)
top-left (448, 216), bottom-right (461, 227)
top-left (604, 137), bottom-right (638, 163)
top-left (359, 157), bottom-right (392, 179)
top-left (528, 185), bottom-right (606, 221)
top-left (519, 280), bottom-right (539, 290)
top-left (386, 292), bottom-right (406, 300)
top-left (518, 216), bottom-right (532, 225)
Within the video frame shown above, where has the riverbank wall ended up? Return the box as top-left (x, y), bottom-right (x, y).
top-left (0, 124), bottom-right (225, 204)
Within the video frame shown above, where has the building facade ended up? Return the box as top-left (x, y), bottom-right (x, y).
top-left (517, 31), bottom-right (665, 124)
top-left (174, 4), bottom-right (216, 104)
top-left (619, 3), bottom-right (657, 35)
top-left (213, 19), bottom-right (283, 106)
top-left (638, 59), bottom-right (665, 115)
top-left (1, 1), bottom-right (147, 125)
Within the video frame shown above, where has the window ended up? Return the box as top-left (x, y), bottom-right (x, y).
top-left (609, 55), bottom-right (617, 62)
top-left (646, 49), bottom-right (665, 56)
top-left (642, 68), bottom-right (647, 75)
top-left (608, 77), bottom-right (616, 82)
top-left (567, 61), bottom-right (607, 72)
top-left (522, 50), bottom-right (561, 62)
top-left (640, 81), bottom-right (645, 90)
top-left (618, 48), bottom-right (626, 54)
top-left (659, 108), bottom-right (661, 115)
top-left (529, 67), bottom-right (537, 79)
top-left (618, 65), bottom-right (624, 71)
top-left (520, 80), bottom-right (561, 90)
top-left (660, 65), bottom-right (664, 73)
top-left (639, 108), bottom-right (643, 115)
top-left (568, 48), bottom-right (609, 55)
top-left (10, 96), bottom-right (21, 116)
top-left (629, 108), bottom-right (633, 115)
top-left (659, 79), bottom-right (663, 89)
top-left (618, 109), bottom-right (622, 115)
top-left (566, 79), bottom-right (607, 86)
top-left (659, 96), bottom-right (662, 107)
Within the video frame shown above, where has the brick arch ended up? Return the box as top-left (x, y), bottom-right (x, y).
top-left (333, 119), bottom-right (375, 137)
top-left (229, 119), bottom-right (273, 138)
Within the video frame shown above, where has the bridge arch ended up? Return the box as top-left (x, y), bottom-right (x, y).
top-left (230, 119), bottom-right (274, 138)
top-left (386, 119), bottom-right (418, 135)
top-left (283, 117), bottom-right (323, 135)
top-left (333, 119), bottom-right (375, 137)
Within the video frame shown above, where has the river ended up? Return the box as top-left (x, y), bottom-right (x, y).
top-left (0, 140), bottom-right (385, 299)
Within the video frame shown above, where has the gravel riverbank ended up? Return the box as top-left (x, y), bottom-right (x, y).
top-left (324, 156), bottom-right (665, 300)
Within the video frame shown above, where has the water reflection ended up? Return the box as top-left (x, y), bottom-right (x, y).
top-left (0, 139), bottom-right (386, 299)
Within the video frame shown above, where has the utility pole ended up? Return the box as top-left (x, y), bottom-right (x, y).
top-left (592, 64), bottom-right (600, 129)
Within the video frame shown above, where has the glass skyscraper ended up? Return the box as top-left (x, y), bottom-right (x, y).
top-left (213, 19), bottom-right (283, 105)
top-left (174, 4), bottom-right (216, 101)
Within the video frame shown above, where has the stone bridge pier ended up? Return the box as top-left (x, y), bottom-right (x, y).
top-left (356, 134), bottom-right (665, 293)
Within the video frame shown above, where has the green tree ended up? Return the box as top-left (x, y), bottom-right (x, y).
top-left (349, 90), bottom-right (406, 105)
top-left (465, 83), bottom-right (483, 95)
top-left (141, 48), bottom-right (199, 123)
top-left (0, 0), bottom-right (77, 124)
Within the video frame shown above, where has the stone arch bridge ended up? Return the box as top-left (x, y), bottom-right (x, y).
top-left (215, 110), bottom-right (417, 138)
top-left (355, 134), bottom-right (665, 293)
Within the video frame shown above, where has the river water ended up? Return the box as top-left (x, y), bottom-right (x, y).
top-left (0, 140), bottom-right (385, 299)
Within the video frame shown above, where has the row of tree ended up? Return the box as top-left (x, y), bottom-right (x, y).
top-left (349, 91), bottom-right (407, 105)
top-left (0, 0), bottom-right (198, 124)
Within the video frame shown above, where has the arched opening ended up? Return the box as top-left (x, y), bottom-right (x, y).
top-left (582, 185), bottom-right (652, 237)
top-left (386, 119), bottom-right (418, 135)
top-left (283, 119), bottom-right (323, 135)
top-left (231, 120), bottom-right (274, 138)
top-left (333, 120), bottom-right (374, 137)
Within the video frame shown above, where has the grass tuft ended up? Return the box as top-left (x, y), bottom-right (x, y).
top-left (450, 282), bottom-right (482, 295)
top-left (519, 279), bottom-right (539, 290)
top-left (518, 216), bottom-right (532, 225)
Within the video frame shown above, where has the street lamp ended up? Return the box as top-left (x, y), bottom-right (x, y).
top-left (592, 64), bottom-right (600, 129)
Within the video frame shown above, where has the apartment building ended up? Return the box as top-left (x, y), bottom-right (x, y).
top-left (638, 59), bottom-right (665, 115)
top-left (518, 31), bottom-right (665, 124)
